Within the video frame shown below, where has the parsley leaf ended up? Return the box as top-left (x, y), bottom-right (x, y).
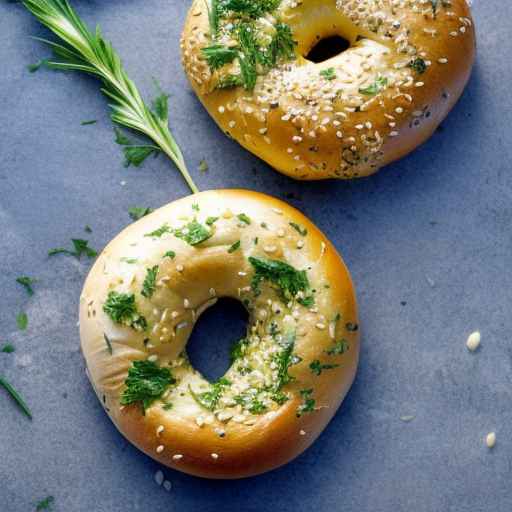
top-left (202, 44), bottom-right (239, 70)
top-left (289, 221), bottom-right (307, 236)
top-left (144, 223), bottom-right (171, 238)
top-left (129, 206), bottom-right (154, 221)
top-left (198, 159), bottom-right (209, 173)
top-left (141, 265), bottom-right (159, 298)
top-left (16, 276), bottom-right (37, 296)
top-left (0, 375), bottom-right (32, 419)
top-left (408, 57), bottom-right (427, 74)
top-left (120, 360), bottom-right (176, 411)
top-left (17, 312), bottom-right (28, 331)
top-left (206, 216), bottom-right (219, 226)
top-left (48, 239), bottom-right (97, 259)
top-left (1, 344), bottom-right (15, 354)
top-left (174, 220), bottom-right (212, 246)
top-left (189, 377), bottom-right (231, 410)
top-left (309, 359), bottom-right (340, 376)
top-left (163, 250), bottom-right (176, 259)
top-left (103, 291), bottom-right (147, 331)
top-left (359, 76), bottom-right (388, 95)
top-left (326, 339), bottom-right (349, 355)
top-left (233, 392), bottom-right (267, 414)
top-left (114, 127), bottom-right (161, 168)
top-left (230, 337), bottom-right (249, 361)
top-left (36, 496), bottom-right (54, 511)
top-left (237, 213), bottom-right (251, 225)
top-left (273, 332), bottom-right (301, 390)
top-left (228, 240), bottom-right (241, 253)
top-left (297, 295), bottom-right (315, 307)
top-left (296, 388), bottom-right (315, 417)
top-left (81, 119), bottom-right (97, 125)
top-left (248, 256), bottom-right (309, 300)
top-left (320, 67), bottom-right (336, 80)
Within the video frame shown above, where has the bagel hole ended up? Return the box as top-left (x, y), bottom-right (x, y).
top-left (306, 35), bottom-right (350, 63)
top-left (186, 298), bottom-right (248, 382)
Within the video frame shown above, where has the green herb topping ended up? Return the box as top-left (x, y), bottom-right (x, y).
top-left (129, 206), bottom-right (154, 221)
top-left (48, 239), bottom-right (97, 259)
top-left (144, 223), bottom-right (171, 238)
top-left (309, 359), bottom-right (340, 376)
top-left (1, 344), bottom-right (15, 354)
top-left (408, 57), bottom-right (427, 74)
top-left (273, 332), bottom-right (301, 390)
top-left (320, 67), bottom-right (336, 80)
top-left (228, 240), bottom-right (241, 253)
top-left (174, 220), bottom-right (212, 246)
top-left (248, 256), bottom-right (309, 300)
top-left (103, 291), bottom-right (147, 331)
top-left (289, 221), bottom-right (307, 236)
top-left (237, 213), bottom-right (251, 225)
top-left (206, 216), bottom-right (219, 226)
top-left (326, 339), bottom-right (349, 355)
top-left (163, 250), bottom-right (176, 259)
top-left (230, 337), bottom-right (249, 361)
top-left (141, 265), bottom-right (159, 298)
top-left (17, 312), bottom-right (28, 331)
top-left (120, 360), bottom-right (176, 411)
top-left (81, 119), bottom-right (97, 125)
top-left (36, 496), bottom-right (55, 511)
top-left (16, 276), bottom-right (37, 296)
top-left (359, 76), bottom-right (388, 96)
top-left (189, 377), bottom-right (231, 410)
top-left (296, 388), bottom-right (315, 417)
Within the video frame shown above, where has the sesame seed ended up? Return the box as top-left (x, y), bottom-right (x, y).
top-left (264, 245), bottom-right (277, 253)
top-left (277, 228), bottom-right (285, 237)
top-left (156, 445), bottom-right (165, 453)
top-left (336, 131), bottom-right (343, 139)
top-left (296, 240), bottom-right (304, 249)
top-left (172, 454), bottom-right (183, 461)
top-left (466, 331), bottom-right (481, 352)
top-left (486, 432), bottom-right (496, 448)
top-left (438, 58), bottom-right (448, 64)
top-left (272, 208), bottom-right (283, 215)
top-left (156, 425), bottom-right (164, 436)
top-left (209, 287), bottom-right (216, 297)
top-left (196, 416), bottom-right (205, 427)
top-left (228, 121), bottom-right (236, 128)
top-left (315, 323), bottom-right (326, 330)
top-left (211, 453), bottom-right (219, 459)
top-left (299, 429), bottom-right (306, 436)
top-left (389, 131), bottom-right (399, 137)
top-left (184, 298), bottom-right (191, 308)
top-left (218, 106), bottom-right (225, 113)
top-left (148, 355), bottom-right (158, 363)
top-left (176, 264), bottom-right (184, 272)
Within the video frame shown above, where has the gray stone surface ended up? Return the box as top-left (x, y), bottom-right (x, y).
top-left (1, 1), bottom-right (511, 511)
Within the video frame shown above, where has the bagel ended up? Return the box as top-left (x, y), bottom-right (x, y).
top-left (181, 0), bottom-right (475, 180)
top-left (80, 190), bottom-right (359, 478)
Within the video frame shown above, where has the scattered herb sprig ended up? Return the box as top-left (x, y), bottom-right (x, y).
top-left (48, 238), bottom-right (97, 259)
top-left (16, 276), bottom-right (37, 295)
top-left (0, 375), bottom-right (33, 419)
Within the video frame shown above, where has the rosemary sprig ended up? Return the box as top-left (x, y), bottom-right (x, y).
top-left (22, 0), bottom-right (199, 193)
top-left (0, 375), bottom-right (33, 419)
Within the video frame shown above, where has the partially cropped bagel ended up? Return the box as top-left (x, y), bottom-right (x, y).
top-left (80, 190), bottom-right (359, 478)
top-left (181, 0), bottom-right (475, 180)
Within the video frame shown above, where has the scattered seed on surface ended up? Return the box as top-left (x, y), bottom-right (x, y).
top-left (466, 331), bottom-right (481, 352)
top-left (486, 432), bottom-right (496, 448)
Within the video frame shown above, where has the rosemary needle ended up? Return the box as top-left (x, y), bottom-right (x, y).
top-left (0, 375), bottom-right (33, 419)
top-left (22, 0), bottom-right (199, 193)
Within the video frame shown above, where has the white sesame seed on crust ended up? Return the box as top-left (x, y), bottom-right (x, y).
top-left (156, 445), bottom-right (165, 454)
top-left (486, 432), bottom-right (496, 448)
top-left (172, 454), bottom-right (183, 461)
top-left (211, 453), bottom-right (219, 459)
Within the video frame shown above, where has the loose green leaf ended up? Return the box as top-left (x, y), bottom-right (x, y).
top-left (114, 128), bottom-right (160, 167)
top-left (16, 276), bottom-right (37, 296)
top-left (144, 223), bottom-right (171, 238)
top-left (248, 256), bottom-right (309, 300)
top-left (296, 388), bottom-right (315, 417)
top-left (359, 76), bottom-right (388, 95)
top-left (326, 339), bottom-right (349, 355)
top-left (48, 238), bottom-right (97, 259)
top-left (17, 312), bottom-right (28, 331)
top-left (174, 220), bottom-right (212, 246)
top-left (237, 213), bottom-right (251, 225)
top-left (103, 291), bottom-right (147, 331)
top-left (320, 67), bottom-right (336, 80)
top-left (22, 0), bottom-right (198, 192)
top-left (228, 240), bottom-right (241, 253)
top-left (202, 44), bottom-right (239, 70)
top-left (198, 159), bottom-right (209, 173)
top-left (309, 359), bottom-right (340, 376)
top-left (80, 119), bottom-right (97, 125)
top-left (120, 360), bottom-right (176, 411)
top-left (141, 265), bottom-right (159, 298)
top-left (128, 206), bottom-right (153, 221)
top-left (36, 496), bottom-right (55, 511)
top-left (1, 344), bottom-right (15, 354)
top-left (289, 221), bottom-right (307, 236)
top-left (206, 216), bottom-right (219, 226)
top-left (163, 250), bottom-right (176, 259)
top-left (0, 375), bottom-right (32, 419)
top-left (84, 224), bottom-right (92, 233)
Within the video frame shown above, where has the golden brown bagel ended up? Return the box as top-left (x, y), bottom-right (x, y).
top-left (181, 0), bottom-right (475, 180)
top-left (80, 190), bottom-right (359, 478)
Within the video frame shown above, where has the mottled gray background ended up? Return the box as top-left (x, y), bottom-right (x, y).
top-left (1, 1), bottom-right (511, 511)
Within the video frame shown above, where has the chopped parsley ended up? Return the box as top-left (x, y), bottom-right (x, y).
top-left (103, 291), bottom-right (147, 331)
top-left (162, 402), bottom-right (173, 411)
top-left (206, 216), bottom-right (219, 226)
top-left (296, 388), bottom-right (315, 417)
top-left (103, 333), bottom-right (113, 355)
top-left (192, 203), bottom-right (200, 212)
top-left (297, 295), bottom-right (315, 307)
top-left (120, 257), bottom-right (138, 264)
top-left (17, 312), bottom-right (28, 331)
top-left (202, 44), bottom-right (239, 69)
top-left (234, 392), bottom-right (267, 414)
top-left (289, 221), bottom-right (307, 236)
top-left (128, 206), bottom-right (154, 221)
top-left (144, 223), bottom-right (171, 238)
top-left (114, 127), bottom-right (160, 168)
top-left (189, 377), bottom-right (231, 411)
top-left (1, 344), bottom-right (15, 354)
top-left (0, 375), bottom-right (32, 419)
top-left (326, 339), bottom-right (349, 355)
top-left (16, 276), bottom-right (37, 296)
top-left (248, 256), bottom-right (309, 300)
top-left (120, 360), bottom-right (176, 411)
top-left (228, 240), bottom-right (241, 253)
top-left (320, 67), bottom-right (336, 80)
top-left (270, 390), bottom-right (289, 405)
top-left (174, 220), bottom-right (212, 246)
top-left (237, 213), bottom-right (251, 225)
top-left (163, 250), bottom-right (176, 259)
top-left (408, 57), bottom-right (427, 74)
top-left (346, 322), bottom-right (359, 332)
top-left (230, 337), bottom-right (249, 361)
top-left (359, 76), bottom-right (388, 96)
top-left (48, 239), bottom-right (97, 259)
top-left (273, 332), bottom-right (301, 390)
top-left (309, 359), bottom-right (340, 376)
top-left (198, 159), bottom-right (209, 173)
top-left (81, 119), bottom-right (97, 125)
top-left (36, 496), bottom-right (55, 511)
top-left (141, 265), bottom-right (159, 298)
top-left (84, 225), bottom-right (92, 233)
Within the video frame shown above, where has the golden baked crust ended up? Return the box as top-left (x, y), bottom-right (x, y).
top-left (181, 0), bottom-right (475, 180)
top-left (80, 190), bottom-right (359, 478)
